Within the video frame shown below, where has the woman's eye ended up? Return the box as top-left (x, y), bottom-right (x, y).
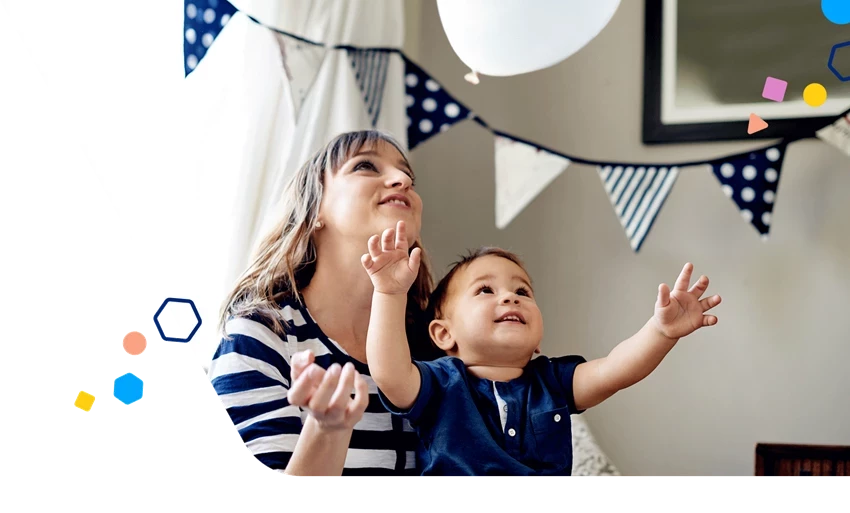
top-left (354, 160), bottom-right (378, 172)
top-left (476, 285), bottom-right (493, 295)
top-left (516, 287), bottom-right (530, 297)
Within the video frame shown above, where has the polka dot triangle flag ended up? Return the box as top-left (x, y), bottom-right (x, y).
top-left (184, 0), bottom-right (237, 76)
top-left (597, 164), bottom-right (680, 252)
top-left (711, 144), bottom-right (787, 238)
top-left (403, 56), bottom-right (473, 150)
top-left (347, 49), bottom-right (391, 127)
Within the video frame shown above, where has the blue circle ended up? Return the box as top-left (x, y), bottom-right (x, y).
top-left (822, 0), bottom-right (850, 24)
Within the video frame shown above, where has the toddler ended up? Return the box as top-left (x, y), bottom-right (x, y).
top-left (361, 221), bottom-right (721, 475)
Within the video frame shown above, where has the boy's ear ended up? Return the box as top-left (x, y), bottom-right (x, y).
top-left (534, 345), bottom-right (541, 354)
top-left (429, 319), bottom-right (456, 353)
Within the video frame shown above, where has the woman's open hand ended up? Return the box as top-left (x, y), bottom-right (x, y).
top-left (287, 349), bottom-right (369, 432)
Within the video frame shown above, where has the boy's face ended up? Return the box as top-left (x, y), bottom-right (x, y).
top-left (430, 255), bottom-right (543, 367)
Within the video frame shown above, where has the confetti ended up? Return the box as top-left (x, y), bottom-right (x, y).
top-left (748, 113), bottom-right (768, 134)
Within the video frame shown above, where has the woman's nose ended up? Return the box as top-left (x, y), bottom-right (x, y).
top-left (388, 169), bottom-right (412, 189)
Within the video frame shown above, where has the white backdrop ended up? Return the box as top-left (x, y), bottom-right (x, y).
top-left (0, 0), bottom-right (207, 361)
top-left (0, 0), bottom-right (406, 367)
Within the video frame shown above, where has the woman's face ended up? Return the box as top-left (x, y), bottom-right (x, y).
top-left (319, 140), bottom-right (422, 247)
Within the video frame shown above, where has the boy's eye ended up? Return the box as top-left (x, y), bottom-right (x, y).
top-left (476, 285), bottom-right (493, 295)
top-left (516, 287), bottom-right (530, 297)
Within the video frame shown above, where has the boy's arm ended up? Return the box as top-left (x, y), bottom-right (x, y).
top-left (366, 291), bottom-right (421, 411)
top-left (572, 318), bottom-right (677, 411)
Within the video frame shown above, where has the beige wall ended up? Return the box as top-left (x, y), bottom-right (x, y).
top-left (403, 0), bottom-right (850, 475)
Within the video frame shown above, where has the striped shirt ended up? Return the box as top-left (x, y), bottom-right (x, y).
top-left (208, 298), bottom-right (420, 475)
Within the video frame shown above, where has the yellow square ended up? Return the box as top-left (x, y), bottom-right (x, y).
top-left (75, 391), bottom-right (95, 412)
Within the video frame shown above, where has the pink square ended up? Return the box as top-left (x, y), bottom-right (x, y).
top-left (762, 77), bottom-right (787, 102)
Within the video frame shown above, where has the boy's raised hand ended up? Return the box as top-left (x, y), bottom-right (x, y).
top-left (361, 220), bottom-right (421, 295)
top-left (653, 262), bottom-right (722, 340)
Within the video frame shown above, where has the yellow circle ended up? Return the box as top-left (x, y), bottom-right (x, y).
top-left (803, 83), bottom-right (827, 107)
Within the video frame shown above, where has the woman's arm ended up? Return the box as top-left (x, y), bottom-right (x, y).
top-left (210, 331), bottom-right (370, 475)
top-left (284, 417), bottom-right (354, 475)
top-left (282, 351), bottom-right (369, 475)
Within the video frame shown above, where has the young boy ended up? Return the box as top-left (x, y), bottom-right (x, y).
top-left (361, 221), bottom-right (721, 475)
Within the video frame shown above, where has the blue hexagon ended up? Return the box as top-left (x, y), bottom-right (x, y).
top-left (114, 373), bottom-right (143, 405)
top-left (828, 41), bottom-right (850, 82)
top-left (153, 297), bottom-right (202, 343)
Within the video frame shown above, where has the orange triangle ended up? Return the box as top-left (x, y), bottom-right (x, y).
top-left (748, 113), bottom-right (768, 134)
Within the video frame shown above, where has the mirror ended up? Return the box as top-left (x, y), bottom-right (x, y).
top-left (643, 0), bottom-right (850, 144)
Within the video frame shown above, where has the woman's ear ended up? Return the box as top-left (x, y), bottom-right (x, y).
top-left (429, 319), bottom-right (456, 353)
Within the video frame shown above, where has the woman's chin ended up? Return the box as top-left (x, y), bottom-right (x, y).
top-left (376, 212), bottom-right (420, 233)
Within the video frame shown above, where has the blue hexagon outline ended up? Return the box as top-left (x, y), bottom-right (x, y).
top-left (153, 297), bottom-right (202, 343)
top-left (828, 40), bottom-right (850, 82)
top-left (112, 372), bottom-right (145, 406)
top-left (114, 372), bottom-right (143, 405)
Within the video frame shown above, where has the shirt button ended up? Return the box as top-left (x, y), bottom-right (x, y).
top-left (503, 405), bottom-right (508, 412)
top-left (508, 428), bottom-right (516, 437)
top-left (554, 414), bottom-right (562, 422)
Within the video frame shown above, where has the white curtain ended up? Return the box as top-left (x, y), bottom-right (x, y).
top-left (183, 0), bottom-right (407, 361)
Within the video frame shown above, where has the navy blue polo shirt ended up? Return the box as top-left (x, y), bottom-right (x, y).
top-left (379, 354), bottom-right (587, 475)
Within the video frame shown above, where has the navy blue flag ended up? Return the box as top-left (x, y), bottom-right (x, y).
top-left (184, 0), bottom-right (237, 76)
top-left (711, 144), bottom-right (787, 238)
top-left (403, 56), bottom-right (472, 150)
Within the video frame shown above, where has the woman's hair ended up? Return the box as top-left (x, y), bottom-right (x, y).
top-left (218, 130), bottom-right (437, 357)
top-left (427, 247), bottom-right (529, 321)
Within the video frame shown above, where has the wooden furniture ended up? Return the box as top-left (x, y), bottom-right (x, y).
top-left (756, 443), bottom-right (850, 476)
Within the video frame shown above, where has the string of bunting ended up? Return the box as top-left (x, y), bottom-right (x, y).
top-left (184, 0), bottom-right (850, 252)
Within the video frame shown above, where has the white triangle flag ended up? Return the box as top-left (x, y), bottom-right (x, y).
top-left (273, 33), bottom-right (326, 120)
top-left (597, 164), bottom-right (679, 251)
top-left (816, 111), bottom-right (850, 158)
top-left (495, 135), bottom-right (570, 229)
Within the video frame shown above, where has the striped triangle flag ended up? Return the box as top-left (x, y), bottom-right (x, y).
top-left (347, 49), bottom-right (391, 127)
top-left (597, 164), bottom-right (680, 251)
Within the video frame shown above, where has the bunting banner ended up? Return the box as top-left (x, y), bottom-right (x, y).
top-left (597, 164), bottom-right (680, 252)
top-left (184, 0), bottom-right (237, 76)
top-left (711, 144), bottom-right (787, 238)
top-left (185, 2), bottom-right (850, 252)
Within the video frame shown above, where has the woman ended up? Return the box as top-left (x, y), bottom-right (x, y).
top-left (209, 130), bottom-right (440, 475)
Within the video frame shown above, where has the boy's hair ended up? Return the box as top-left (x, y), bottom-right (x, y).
top-left (427, 247), bottom-right (530, 321)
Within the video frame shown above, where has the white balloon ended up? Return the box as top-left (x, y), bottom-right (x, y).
top-left (436, 0), bottom-right (621, 77)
